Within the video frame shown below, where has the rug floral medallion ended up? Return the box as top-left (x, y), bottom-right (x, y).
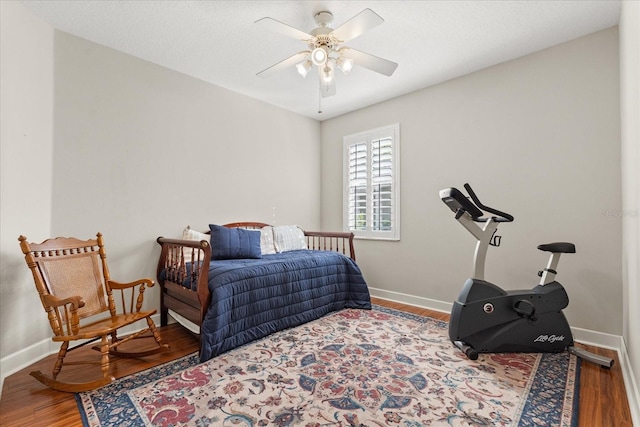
top-left (77, 306), bottom-right (580, 426)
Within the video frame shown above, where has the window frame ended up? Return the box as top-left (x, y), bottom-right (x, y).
top-left (342, 123), bottom-right (400, 241)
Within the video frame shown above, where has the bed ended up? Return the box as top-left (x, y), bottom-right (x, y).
top-left (156, 222), bottom-right (371, 362)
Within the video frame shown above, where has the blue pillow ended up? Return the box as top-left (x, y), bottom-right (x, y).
top-left (209, 224), bottom-right (262, 260)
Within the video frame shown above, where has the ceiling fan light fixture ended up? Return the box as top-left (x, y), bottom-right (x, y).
top-left (296, 60), bottom-right (312, 78)
top-left (337, 56), bottom-right (354, 75)
top-left (311, 47), bottom-right (328, 66)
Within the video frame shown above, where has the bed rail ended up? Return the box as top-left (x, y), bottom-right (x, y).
top-left (304, 231), bottom-right (355, 261)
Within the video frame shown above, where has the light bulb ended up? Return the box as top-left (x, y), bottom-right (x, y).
top-left (311, 47), bottom-right (327, 66)
top-left (296, 60), bottom-right (312, 78)
top-left (337, 56), bottom-right (354, 74)
top-left (321, 64), bottom-right (334, 84)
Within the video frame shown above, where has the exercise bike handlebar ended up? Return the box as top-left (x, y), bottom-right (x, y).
top-left (463, 183), bottom-right (514, 223)
top-left (440, 183), bottom-right (514, 223)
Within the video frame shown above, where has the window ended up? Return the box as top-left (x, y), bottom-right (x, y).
top-left (343, 124), bottom-right (400, 240)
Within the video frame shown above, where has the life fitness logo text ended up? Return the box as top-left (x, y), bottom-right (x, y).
top-left (534, 334), bottom-right (565, 343)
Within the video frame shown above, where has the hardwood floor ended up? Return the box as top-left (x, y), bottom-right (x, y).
top-left (0, 324), bottom-right (199, 427)
top-left (0, 299), bottom-right (633, 427)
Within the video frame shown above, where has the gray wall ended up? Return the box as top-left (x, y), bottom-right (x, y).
top-left (321, 28), bottom-right (622, 336)
top-left (0, 3), bottom-right (320, 365)
top-left (51, 31), bottom-right (321, 286)
top-left (0, 0), bottom-right (55, 365)
top-left (620, 0), bottom-right (640, 414)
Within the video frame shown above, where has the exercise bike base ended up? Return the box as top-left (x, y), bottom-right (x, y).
top-left (454, 340), bottom-right (478, 360)
top-left (453, 342), bottom-right (614, 368)
top-left (568, 346), bottom-right (614, 368)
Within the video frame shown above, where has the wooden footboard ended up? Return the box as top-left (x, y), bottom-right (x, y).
top-left (155, 237), bottom-right (211, 327)
top-left (156, 223), bottom-right (356, 331)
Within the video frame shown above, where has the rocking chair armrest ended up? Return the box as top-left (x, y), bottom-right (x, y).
top-left (108, 278), bottom-right (155, 290)
top-left (42, 294), bottom-right (86, 310)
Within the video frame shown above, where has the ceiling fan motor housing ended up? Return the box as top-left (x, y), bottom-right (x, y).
top-left (309, 34), bottom-right (336, 50)
top-left (314, 11), bottom-right (333, 27)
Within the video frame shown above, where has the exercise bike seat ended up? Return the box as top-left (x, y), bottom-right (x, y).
top-left (537, 242), bottom-right (576, 253)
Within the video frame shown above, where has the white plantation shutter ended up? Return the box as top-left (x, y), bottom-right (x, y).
top-left (348, 142), bottom-right (368, 231)
top-left (371, 137), bottom-right (393, 231)
top-left (343, 124), bottom-right (400, 240)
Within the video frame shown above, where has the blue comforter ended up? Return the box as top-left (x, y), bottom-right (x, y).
top-left (198, 250), bottom-right (370, 362)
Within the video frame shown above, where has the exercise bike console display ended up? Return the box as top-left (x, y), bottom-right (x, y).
top-left (440, 183), bottom-right (613, 368)
top-left (440, 187), bottom-right (484, 219)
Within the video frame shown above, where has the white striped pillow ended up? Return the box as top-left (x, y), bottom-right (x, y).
top-left (182, 225), bottom-right (208, 263)
top-left (273, 225), bottom-right (307, 253)
top-left (260, 226), bottom-right (277, 255)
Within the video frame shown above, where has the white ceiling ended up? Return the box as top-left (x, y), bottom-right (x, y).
top-left (21, 0), bottom-right (621, 121)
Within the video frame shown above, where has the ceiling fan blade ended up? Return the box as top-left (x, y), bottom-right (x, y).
top-left (330, 8), bottom-right (384, 43)
top-left (320, 79), bottom-right (336, 98)
top-left (255, 17), bottom-right (314, 41)
top-left (257, 51), bottom-right (310, 78)
top-left (343, 48), bottom-right (398, 76)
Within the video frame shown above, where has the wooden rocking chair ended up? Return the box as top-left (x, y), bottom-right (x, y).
top-left (19, 232), bottom-right (168, 392)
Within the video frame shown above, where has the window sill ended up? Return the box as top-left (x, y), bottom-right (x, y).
top-left (353, 235), bottom-right (400, 242)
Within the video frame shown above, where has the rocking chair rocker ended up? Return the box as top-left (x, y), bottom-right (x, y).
top-left (19, 232), bottom-right (168, 392)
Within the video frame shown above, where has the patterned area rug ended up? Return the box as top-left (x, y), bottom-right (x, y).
top-left (76, 306), bottom-right (580, 426)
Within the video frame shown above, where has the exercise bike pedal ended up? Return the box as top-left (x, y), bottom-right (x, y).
top-left (513, 300), bottom-right (536, 319)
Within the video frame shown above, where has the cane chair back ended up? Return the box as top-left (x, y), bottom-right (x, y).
top-left (27, 236), bottom-right (110, 332)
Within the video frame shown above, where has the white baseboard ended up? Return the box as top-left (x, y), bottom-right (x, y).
top-left (0, 335), bottom-right (54, 394)
top-left (0, 313), bottom-right (161, 393)
top-left (368, 286), bottom-right (452, 313)
top-left (369, 286), bottom-right (639, 424)
top-left (571, 325), bottom-right (622, 350)
top-left (619, 338), bottom-right (640, 426)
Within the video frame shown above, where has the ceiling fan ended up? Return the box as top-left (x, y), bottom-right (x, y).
top-left (255, 8), bottom-right (398, 98)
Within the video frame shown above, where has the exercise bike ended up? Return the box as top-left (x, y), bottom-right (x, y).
top-left (440, 183), bottom-right (613, 368)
